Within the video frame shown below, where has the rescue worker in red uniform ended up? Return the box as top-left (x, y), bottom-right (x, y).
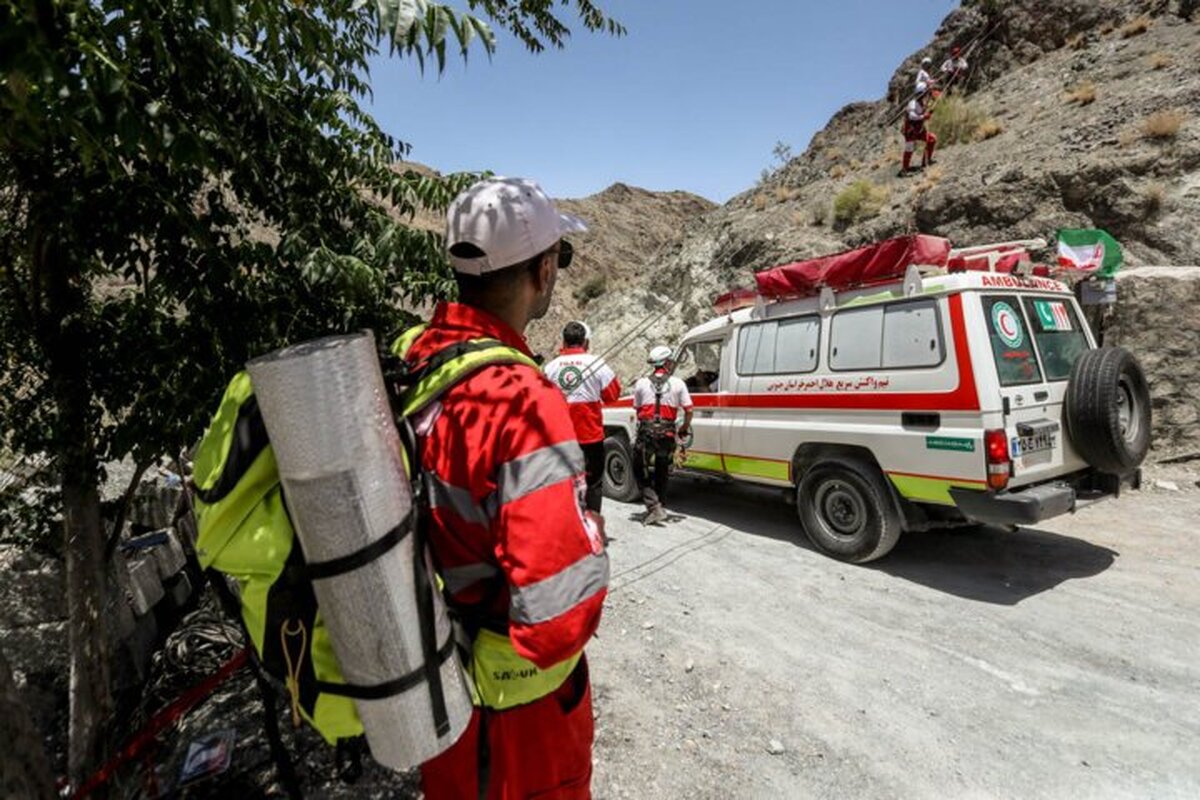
top-left (544, 321), bottom-right (621, 513)
top-left (940, 46), bottom-right (969, 90)
top-left (631, 346), bottom-right (693, 526)
top-left (900, 91), bottom-right (937, 177)
top-left (410, 177), bottom-right (608, 799)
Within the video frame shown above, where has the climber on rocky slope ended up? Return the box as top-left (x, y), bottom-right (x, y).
top-left (915, 56), bottom-right (938, 96)
top-left (899, 90), bottom-right (937, 177)
top-left (940, 45), bottom-right (969, 90)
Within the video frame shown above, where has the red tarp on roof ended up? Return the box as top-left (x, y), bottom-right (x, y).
top-left (754, 234), bottom-right (951, 298)
top-left (948, 245), bottom-right (1052, 277)
top-left (713, 288), bottom-right (758, 314)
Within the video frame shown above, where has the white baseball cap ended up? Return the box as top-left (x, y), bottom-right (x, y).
top-left (446, 177), bottom-right (588, 275)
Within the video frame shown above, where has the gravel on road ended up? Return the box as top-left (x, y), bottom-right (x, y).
top-left (589, 466), bottom-right (1200, 800)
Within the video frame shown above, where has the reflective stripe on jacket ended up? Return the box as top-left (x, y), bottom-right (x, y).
top-left (397, 302), bottom-right (608, 709)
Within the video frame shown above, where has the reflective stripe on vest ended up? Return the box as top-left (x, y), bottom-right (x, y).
top-left (390, 328), bottom-right (576, 710)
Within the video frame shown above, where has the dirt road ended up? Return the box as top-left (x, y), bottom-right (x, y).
top-left (589, 466), bottom-right (1200, 799)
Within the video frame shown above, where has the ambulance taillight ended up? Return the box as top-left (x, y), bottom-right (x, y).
top-left (984, 429), bottom-right (1011, 491)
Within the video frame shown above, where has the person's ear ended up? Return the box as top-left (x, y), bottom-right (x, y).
top-left (534, 252), bottom-right (555, 293)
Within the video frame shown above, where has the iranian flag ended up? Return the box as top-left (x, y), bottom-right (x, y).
top-left (1056, 228), bottom-right (1123, 278)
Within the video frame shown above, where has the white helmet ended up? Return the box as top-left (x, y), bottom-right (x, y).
top-left (648, 345), bottom-right (673, 366)
top-left (921, 56), bottom-right (933, 66)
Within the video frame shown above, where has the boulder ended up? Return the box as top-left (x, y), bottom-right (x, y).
top-left (1107, 267), bottom-right (1200, 456)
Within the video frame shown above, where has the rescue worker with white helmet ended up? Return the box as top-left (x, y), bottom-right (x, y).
top-left (630, 345), bottom-right (694, 526)
top-left (900, 89), bottom-right (938, 177)
top-left (915, 56), bottom-right (937, 96)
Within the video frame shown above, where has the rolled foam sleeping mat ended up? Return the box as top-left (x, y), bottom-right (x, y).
top-left (247, 331), bottom-right (472, 770)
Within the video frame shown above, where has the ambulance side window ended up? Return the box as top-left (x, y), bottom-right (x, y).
top-left (829, 307), bottom-right (884, 371)
top-left (774, 317), bottom-right (820, 373)
top-left (737, 322), bottom-right (778, 375)
top-left (736, 316), bottom-right (819, 375)
top-left (681, 340), bottom-right (723, 392)
top-left (882, 300), bottom-right (944, 368)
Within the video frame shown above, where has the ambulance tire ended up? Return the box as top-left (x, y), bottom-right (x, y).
top-left (603, 435), bottom-right (641, 503)
top-left (797, 458), bottom-right (902, 564)
top-left (1065, 346), bottom-right (1151, 474)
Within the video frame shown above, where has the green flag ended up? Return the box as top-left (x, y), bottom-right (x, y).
top-left (1056, 229), bottom-right (1123, 278)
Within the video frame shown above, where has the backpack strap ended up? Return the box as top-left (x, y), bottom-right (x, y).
top-left (391, 329), bottom-right (539, 419)
top-left (193, 393), bottom-right (269, 506)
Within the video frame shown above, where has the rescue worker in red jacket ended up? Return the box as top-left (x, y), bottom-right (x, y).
top-left (411, 177), bottom-right (608, 799)
top-left (940, 46), bottom-right (969, 90)
top-left (900, 91), bottom-right (937, 176)
top-left (631, 346), bottom-right (693, 526)
top-left (544, 321), bottom-right (622, 513)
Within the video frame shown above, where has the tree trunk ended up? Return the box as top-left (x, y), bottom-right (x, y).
top-left (61, 462), bottom-right (112, 788)
top-left (37, 232), bottom-right (112, 788)
top-left (0, 648), bottom-right (55, 800)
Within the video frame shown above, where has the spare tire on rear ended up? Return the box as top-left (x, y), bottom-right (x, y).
top-left (1064, 346), bottom-right (1151, 474)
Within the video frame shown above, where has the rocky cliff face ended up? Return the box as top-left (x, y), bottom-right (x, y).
top-left (525, 183), bottom-right (716, 360)
top-left (1107, 267), bottom-right (1200, 454)
top-left (583, 0), bottom-right (1200, 454)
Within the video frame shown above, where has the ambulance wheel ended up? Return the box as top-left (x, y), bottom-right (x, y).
top-left (797, 458), bottom-right (902, 563)
top-left (603, 435), bottom-right (641, 503)
top-left (1065, 346), bottom-right (1151, 474)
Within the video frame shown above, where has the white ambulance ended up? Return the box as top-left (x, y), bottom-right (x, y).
top-left (601, 236), bottom-right (1150, 563)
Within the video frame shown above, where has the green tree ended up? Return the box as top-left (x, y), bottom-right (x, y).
top-left (0, 0), bottom-right (621, 786)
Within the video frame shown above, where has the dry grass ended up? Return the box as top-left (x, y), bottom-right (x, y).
top-left (774, 186), bottom-right (798, 203)
top-left (913, 166), bottom-right (945, 196)
top-left (929, 96), bottom-right (994, 145)
top-left (810, 202), bottom-right (828, 226)
top-left (1066, 32), bottom-right (1087, 50)
top-left (1119, 128), bottom-right (1141, 148)
top-left (1148, 52), bottom-right (1172, 70)
top-left (752, 193), bottom-right (768, 211)
top-left (849, 159), bottom-right (863, 170)
top-left (830, 164), bottom-right (847, 179)
top-left (791, 210), bottom-right (809, 227)
top-left (833, 180), bottom-right (889, 226)
top-left (975, 119), bottom-right (1004, 140)
top-left (1141, 182), bottom-right (1167, 214)
top-left (1143, 109), bottom-right (1186, 140)
top-left (1064, 80), bottom-right (1097, 106)
top-left (1119, 15), bottom-right (1151, 38)
top-left (825, 147), bottom-right (843, 162)
top-left (1099, 20), bottom-right (1115, 35)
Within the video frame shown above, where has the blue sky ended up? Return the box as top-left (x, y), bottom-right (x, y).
top-left (366, 0), bottom-right (959, 203)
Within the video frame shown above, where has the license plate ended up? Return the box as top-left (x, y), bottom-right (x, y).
top-left (1011, 432), bottom-right (1056, 456)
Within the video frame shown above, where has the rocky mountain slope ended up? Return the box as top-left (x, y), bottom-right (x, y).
top-left (526, 184), bottom-right (716, 359)
top-left (584, 0), bottom-right (1200, 453)
top-left (393, 164), bottom-right (715, 360)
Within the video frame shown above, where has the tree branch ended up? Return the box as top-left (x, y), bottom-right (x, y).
top-left (103, 458), bottom-right (154, 561)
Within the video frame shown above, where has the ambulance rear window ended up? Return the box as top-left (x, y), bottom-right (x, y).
top-left (983, 295), bottom-right (1042, 386)
top-left (1022, 297), bottom-right (1089, 381)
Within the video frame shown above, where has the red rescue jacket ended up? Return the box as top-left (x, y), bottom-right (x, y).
top-left (404, 302), bottom-right (607, 669)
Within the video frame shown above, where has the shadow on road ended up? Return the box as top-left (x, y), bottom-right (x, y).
top-left (876, 524), bottom-right (1118, 605)
top-left (664, 476), bottom-right (1119, 605)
